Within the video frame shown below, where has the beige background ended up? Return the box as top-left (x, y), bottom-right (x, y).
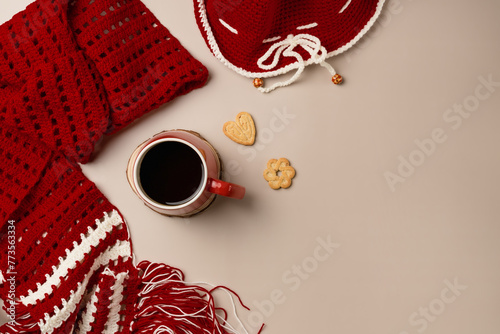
top-left (1, 0), bottom-right (500, 333)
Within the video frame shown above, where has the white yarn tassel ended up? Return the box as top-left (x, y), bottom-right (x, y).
top-left (256, 33), bottom-right (336, 93)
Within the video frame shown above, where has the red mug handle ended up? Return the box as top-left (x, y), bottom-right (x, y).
top-left (207, 178), bottom-right (245, 199)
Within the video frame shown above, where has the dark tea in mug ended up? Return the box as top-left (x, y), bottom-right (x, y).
top-left (127, 130), bottom-right (245, 217)
top-left (138, 141), bottom-right (205, 206)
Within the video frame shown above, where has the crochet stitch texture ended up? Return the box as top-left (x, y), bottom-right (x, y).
top-left (0, 1), bottom-right (238, 333)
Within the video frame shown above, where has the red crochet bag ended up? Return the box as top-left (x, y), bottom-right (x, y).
top-left (0, 0), bottom-right (243, 333)
top-left (194, 0), bottom-right (385, 92)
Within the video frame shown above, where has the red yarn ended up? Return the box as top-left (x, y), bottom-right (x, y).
top-left (132, 262), bottom-right (227, 334)
top-left (0, 1), bottom-right (248, 333)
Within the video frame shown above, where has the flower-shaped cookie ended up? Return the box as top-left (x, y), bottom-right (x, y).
top-left (263, 158), bottom-right (296, 189)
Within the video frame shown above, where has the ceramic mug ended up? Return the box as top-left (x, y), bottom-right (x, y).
top-left (127, 130), bottom-right (245, 217)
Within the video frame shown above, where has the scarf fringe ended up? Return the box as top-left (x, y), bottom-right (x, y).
top-left (0, 313), bottom-right (40, 334)
top-left (131, 261), bottom-right (245, 334)
top-left (0, 261), bottom-right (263, 334)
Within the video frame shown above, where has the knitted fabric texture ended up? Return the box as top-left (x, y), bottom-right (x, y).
top-left (0, 1), bottom-right (240, 333)
top-left (194, 0), bottom-right (385, 92)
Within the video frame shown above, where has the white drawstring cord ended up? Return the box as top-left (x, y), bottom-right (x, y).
top-left (255, 33), bottom-right (337, 93)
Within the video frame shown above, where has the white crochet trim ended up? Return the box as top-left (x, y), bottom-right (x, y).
top-left (37, 240), bottom-right (131, 334)
top-left (21, 210), bottom-right (126, 306)
top-left (102, 271), bottom-right (128, 334)
top-left (75, 284), bottom-right (100, 334)
top-left (0, 270), bottom-right (5, 284)
top-left (328, 0), bottom-right (386, 57)
top-left (195, 0), bottom-right (386, 79)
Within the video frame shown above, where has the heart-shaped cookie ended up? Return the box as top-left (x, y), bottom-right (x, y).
top-left (223, 112), bottom-right (256, 146)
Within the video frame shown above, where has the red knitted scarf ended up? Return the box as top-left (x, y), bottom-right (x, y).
top-left (0, 0), bottom-right (242, 333)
